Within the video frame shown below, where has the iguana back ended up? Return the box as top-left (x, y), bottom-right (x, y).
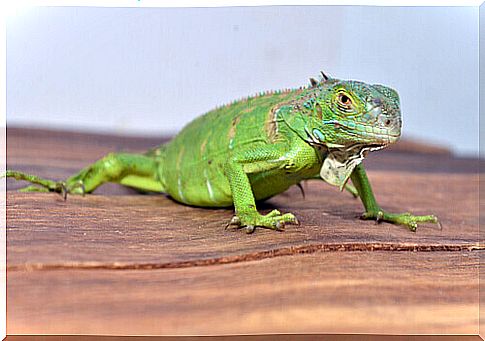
top-left (160, 89), bottom-right (305, 206)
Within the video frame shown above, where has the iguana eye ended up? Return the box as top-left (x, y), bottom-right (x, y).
top-left (338, 93), bottom-right (352, 106)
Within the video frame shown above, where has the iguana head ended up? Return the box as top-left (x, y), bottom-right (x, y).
top-left (308, 77), bottom-right (402, 149)
top-left (300, 74), bottom-right (402, 188)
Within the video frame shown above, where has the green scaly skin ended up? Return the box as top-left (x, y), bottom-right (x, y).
top-left (4, 73), bottom-right (439, 233)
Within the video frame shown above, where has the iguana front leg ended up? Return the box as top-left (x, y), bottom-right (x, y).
top-left (350, 164), bottom-right (439, 231)
top-left (224, 146), bottom-right (299, 233)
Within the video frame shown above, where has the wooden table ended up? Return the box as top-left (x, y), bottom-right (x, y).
top-left (5, 128), bottom-right (483, 336)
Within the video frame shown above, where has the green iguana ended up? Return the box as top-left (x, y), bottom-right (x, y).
top-left (5, 72), bottom-right (439, 233)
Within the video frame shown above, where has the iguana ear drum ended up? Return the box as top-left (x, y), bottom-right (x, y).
top-left (315, 103), bottom-right (323, 120)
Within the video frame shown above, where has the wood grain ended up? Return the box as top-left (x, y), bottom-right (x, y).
top-left (5, 127), bottom-right (483, 336)
top-left (8, 251), bottom-right (479, 335)
top-left (6, 171), bottom-right (480, 269)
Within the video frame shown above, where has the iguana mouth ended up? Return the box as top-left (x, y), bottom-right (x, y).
top-left (343, 143), bottom-right (387, 154)
top-left (366, 143), bottom-right (388, 152)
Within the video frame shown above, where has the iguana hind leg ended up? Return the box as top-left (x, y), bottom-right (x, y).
top-left (350, 163), bottom-right (439, 231)
top-left (5, 152), bottom-right (163, 196)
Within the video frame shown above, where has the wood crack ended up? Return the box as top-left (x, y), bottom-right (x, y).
top-left (8, 242), bottom-right (483, 272)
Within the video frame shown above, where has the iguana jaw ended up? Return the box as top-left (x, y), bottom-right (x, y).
top-left (323, 119), bottom-right (401, 146)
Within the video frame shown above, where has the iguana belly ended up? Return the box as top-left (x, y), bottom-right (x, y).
top-left (162, 157), bottom-right (310, 207)
top-left (160, 139), bottom-right (321, 207)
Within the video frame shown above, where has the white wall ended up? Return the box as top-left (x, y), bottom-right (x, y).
top-left (6, 6), bottom-right (479, 156)
top-left (480, 3), bottom-right (485, 158)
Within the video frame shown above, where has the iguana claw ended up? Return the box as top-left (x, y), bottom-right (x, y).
top-left (68, 180), bottom-right (86, 196)
top-left (437, 220), bottom-right (443, 231)
top-left (245, 225), bottom-right (256, 234)
top-left (274, 221), bottom-right (285, 231)
top-left (225, 216), bottom-right (241, 230)
top-left (374, 211), bottom-right (384, 224)
top-left (58, 180), bottom-right (88, 200)
top-left (59, 182), bottom-right (68, 201)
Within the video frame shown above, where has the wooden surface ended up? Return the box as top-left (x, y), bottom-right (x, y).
top-left (5, 127), bottom-right (483, 336)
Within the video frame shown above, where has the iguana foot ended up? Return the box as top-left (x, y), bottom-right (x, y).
top-left (225, 209), bottom-right (299, 233)
top-left (7, 168), bottom-right (86, 200)
top-left (19, 183), bottom-right (70, 200)
top-left (361, 209), bottom-right (440, 232)
top-left (19, 181), bottom-right (85, 200)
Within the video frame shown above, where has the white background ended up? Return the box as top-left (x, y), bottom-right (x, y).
top-left (6, 5), bottom-right (479, 155)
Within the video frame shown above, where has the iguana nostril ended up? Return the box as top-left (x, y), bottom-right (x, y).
top-left (373, 98), bottom-right (382, 106)
top-left (385, 119), bottom-right (391, 126)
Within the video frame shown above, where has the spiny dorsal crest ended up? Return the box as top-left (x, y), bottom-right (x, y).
top-left (309, 70), bottom-right (331, 88)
